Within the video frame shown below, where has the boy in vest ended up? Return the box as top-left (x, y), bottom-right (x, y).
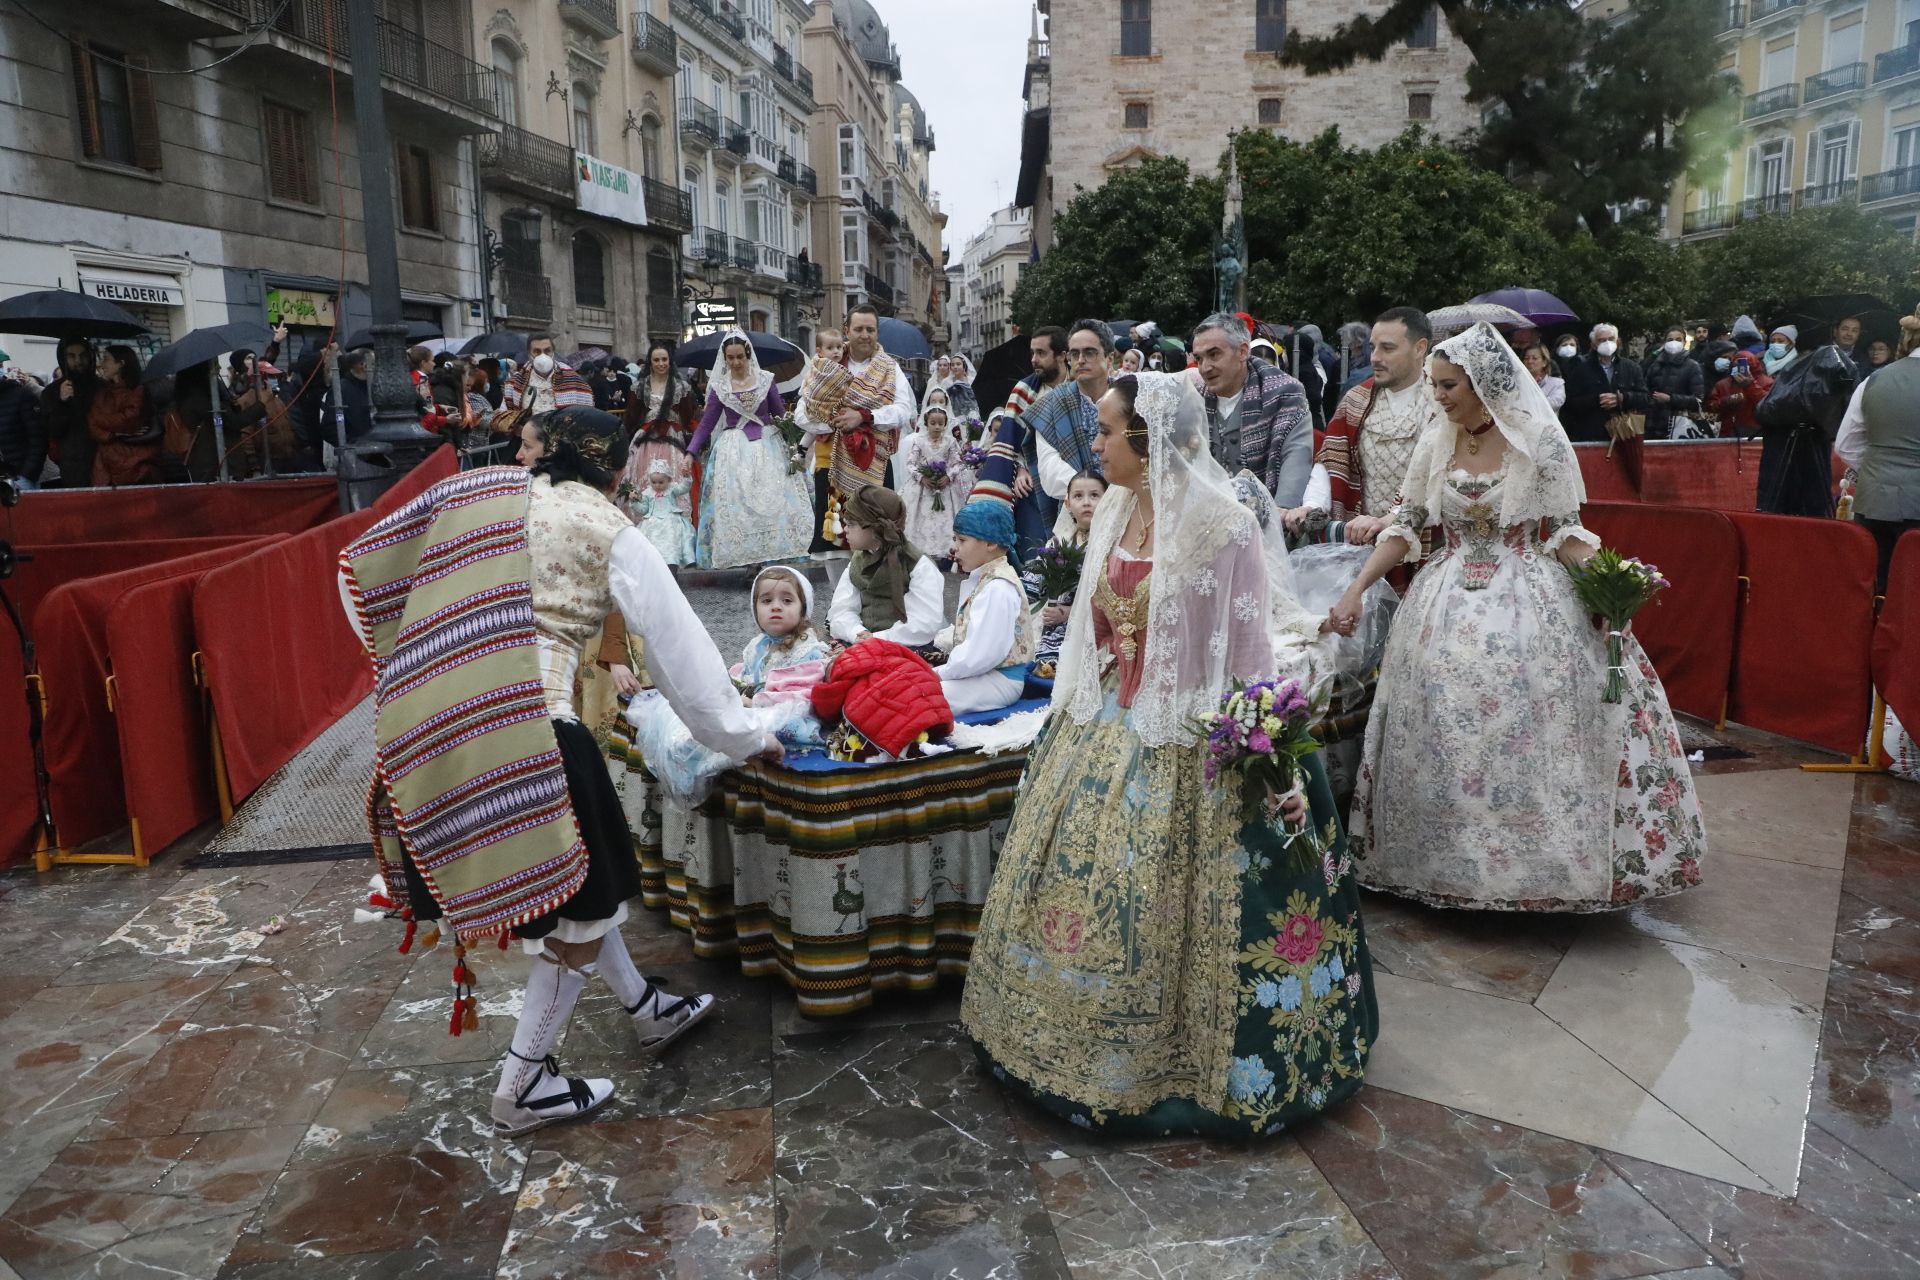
top-left (826, 485), bottom-right (947, 648)
top-left (937, 498), bottom-right (1035, 715)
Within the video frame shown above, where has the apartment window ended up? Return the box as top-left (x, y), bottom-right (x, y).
top-left (572, 83), bottom-right (595, 153)
top-left (1407, 92), bottom-right (1433, 120)
top-left (1761, 38), bottom-right (1795, 90)
top-left (396, 142), bottom-right (437, 231)
top-left (1257, 96), bottom-right (1283, 125)
top-left (491, 40), bottom-right (521, 126)
top-left (1120, 0), bottom-right (1152, 56)
top-left (501, 209), bottom-right (542, 274)
top-left (684, 165), bottom-right (702, 229)
top-left (1124, 101), bottom-right (1150, 129)
top-left (1407, 6), bottom-right (1438, 48)
top-left (572, 232), bottom-right (607, 308)
top-left (745, 195), bottom-right (762, 242)
top-left (1753, 136), bottom-right (1791, 197)
top-left (715, 180), bottom-right (730, 235)
top-left (1809, 120), bottom-right (1858, 188)
top-left (262, 100), bottom-right (317, 205)
top-left (1825, 13), bottom-right (1863, 71)
top-left (1895, 123), bottom-right (1920, 171)
top-left (1256, 0), bottom-right (1286, 52)
top-left (71, 41), bottom-right (160, 170)
top-left (640, 116), bottom-right (661, 178)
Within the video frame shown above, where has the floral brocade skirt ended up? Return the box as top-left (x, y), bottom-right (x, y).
top-left (960, 686), bottom-right (1378, 1140)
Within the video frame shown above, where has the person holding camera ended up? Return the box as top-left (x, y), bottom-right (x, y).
top-left (1707, 350), bottom-right (1772, 438)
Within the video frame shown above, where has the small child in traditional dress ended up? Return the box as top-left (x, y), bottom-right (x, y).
top-left (733, 565), bottom-right (828, 698)
top-left (902, 404), bottom-right (964, 558)
top-left (1023, 469), bottom-right (1107, 673)
top-left (936, 499), bottom-right (1035, 715)
top-left (805, 329), bottom-right (845, 552)
top-left (634, 461), bottom-right (696, 567)
top-left (827, 486), bottom-right (947, 650)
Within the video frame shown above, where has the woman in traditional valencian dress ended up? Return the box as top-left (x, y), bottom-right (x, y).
top-left (1329, 323), bottom-right (1707, 911)
top-left (620, 341), bottom-right (695, 512)
top-left (962, 372), bottom-right (1378, 1140)
top-left (688, 332), bottom-right (812, 569)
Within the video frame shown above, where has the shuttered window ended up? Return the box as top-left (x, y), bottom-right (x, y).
top-left (71, 41), bottom-right (161, 170)
top-left (263, 101), bottom-right (318, 205)
top-left (396, 143), bottom-right (437, 232)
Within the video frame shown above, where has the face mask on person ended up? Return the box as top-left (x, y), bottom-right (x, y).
top-left (531, 353), bottom-right (555, 376)
top-left (1767, 342), bottom-right (1789, 361)
top-left (1596, 340), bottom-right (1618, 358)
top-left (1663, 340), bottom-right (1684, 356)
top-left (1714, 358), bottom-right (1731, 373)
top-left (1556, 344), bottom-right (1577, 360)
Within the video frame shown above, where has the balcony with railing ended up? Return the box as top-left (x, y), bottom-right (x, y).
top-left (630, 11), bottom-right (677, 75)
top-left (244, 1), bottom-right (498, 128)
top-left (476, 123), bottom-right (575, 197)
top-left (1799, 178), bottom-right (1859, 208)
top-left (1748, 0), bottom-right (1804, 24)
top-left (725, 119), bottom-right (751, 157)
top-left (733, 236), bottom-right (757, 271)
top-left (671, 0), bottom-right (745, 45)
top-left (703, 228), bottom-right (730, 261)
top-left (768, 45), bottom-right (814, 106)
top-left (679, 98), bottom-right (720, 149)
top-left (1862, 165), bottom-right (1920, 205)
top-left (642, 177), bottom-right (692, 231)
top-left (1681, 206), bottom-right (1735, 236)
top-left (756, 243), bottom-right (788, 279)
top-left (1743, 84), bottom-right (1797, 120)
top-left (787, 259), bottom-right (823, 292)
top-left (1876, 43), bottom-right (1920, 84)
top-left (1718, 3), bottom-right (1744, 33)
top-left (1740, 190), bottom-right (1794, 219)
top-left (796, 163), bottom-right (817, 196)
top-left (864, 271), bottom-right (895, 308)
top-left (558, 0), bottom-right (619, 39)
top-left (1805, 62), bottom-right (1866, 105)
top-left (499, 268), bottom-right (553, 322)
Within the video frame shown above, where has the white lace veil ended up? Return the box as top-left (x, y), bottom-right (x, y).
top-left (1051, 372), bottom-right (1282, 748)
top-left (1402, 322), bottom-right (1587, 527)
top-left (709, 330), bottom-right (774, 428)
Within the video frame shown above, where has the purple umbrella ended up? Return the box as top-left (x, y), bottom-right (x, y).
top-left (1467, 288), bottom-right (1579, 328)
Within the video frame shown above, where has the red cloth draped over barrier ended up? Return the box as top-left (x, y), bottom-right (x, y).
top-left (10, 538), bottom-right (269, 629)
top-left (0, 621), bottom-right (39, 868)
top-left (1580, 503), bottom-right (1741, 722)
top-left (36, 540), bottom-right (280, 851)
top-left (1727, 512), bottom-right (1878, 756)
top-left (1575, 443), bottom-right (1638, 502)
top-left (1575, 440), bottom-right (1767, 510)
top-left (1873, 531), bottom-right (1920, 741)
top-left (11, 477), bottom-right (337, 544)
top-left (193, 448), bottom-right (456, 804)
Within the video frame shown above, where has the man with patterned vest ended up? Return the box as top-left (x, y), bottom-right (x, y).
top-left (797, 303), bottom-right (917, 553)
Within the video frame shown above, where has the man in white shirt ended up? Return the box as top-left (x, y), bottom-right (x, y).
top-left (796, 305), bottom-right (916, 552)
top-left (1017, 319), bottom-right (1111, 550)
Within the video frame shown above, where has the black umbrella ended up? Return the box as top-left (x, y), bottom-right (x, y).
top-left (972, 333), bottom-right (1032, 421)
top-left (459, 330), bottom-right (531, 361)
top-left (0, 289), bottom-right (147, 340)
top-left (141, 321), bottom-right (273, 383)
top-left (1779, 292), bottom-right (1899, 347)
top-left (342, 319), bottom-right (444, 350)
top-left (673, 329), bottom-right (802, 370)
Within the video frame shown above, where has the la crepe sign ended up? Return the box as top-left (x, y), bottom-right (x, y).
top-left (575, 152), bottom-right (649, 227)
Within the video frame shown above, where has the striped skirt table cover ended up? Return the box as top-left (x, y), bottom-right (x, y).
top-left (614, 735), bottom-right (1027, 1018)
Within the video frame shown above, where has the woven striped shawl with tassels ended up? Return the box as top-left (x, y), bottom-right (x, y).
top-left (341, 465), bottom-right (587, 942)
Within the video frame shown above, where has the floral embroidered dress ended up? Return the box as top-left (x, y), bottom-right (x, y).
top-left (1352, 470), bottom-right (1707, 911)
top-left (962, 372), bottom-right (1376, 1142)
top-left (901, 423), bottom-right (964, 554)
top-left (689, 336), bottom-right (813, 569)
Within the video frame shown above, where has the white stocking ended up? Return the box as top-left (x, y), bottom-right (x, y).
top-left (595, 928), bottom-right (650, 1011)
top-left (496, 950), bottom-right (588, 1100)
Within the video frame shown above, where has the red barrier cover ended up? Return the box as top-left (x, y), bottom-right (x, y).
top-left (1581, 503), bottom-right (1741, 722)
top-left (11, 477), bottom-right (337, 544)
top-left (1727, 513), bottom-right (1879, 757)
top-left (35, 540), bottom-right (280, 851)
top-left (1873, 531), bottom-right (1920, 741)
top-left (1575, 443), bottom-right (1638, 502)
top-left (1639, 440), bottom-right (1762, 511)
top-left (10, 537), bottom-right (268, 629)
top-left (106, 566), bottom-right (244, 857)
top-left (0, 621), bottom-right (36, 868)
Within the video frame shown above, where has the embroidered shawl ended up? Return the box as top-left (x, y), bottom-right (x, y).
top-left (805, 347), bottom-right (904, 498)
top-left (342, 466), bottom-right (587, 942)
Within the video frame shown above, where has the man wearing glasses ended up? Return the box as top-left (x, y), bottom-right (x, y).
top-left (1014, 318), bottom-right (1112, 554)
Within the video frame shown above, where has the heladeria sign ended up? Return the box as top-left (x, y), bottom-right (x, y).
top-left (575, 152), bottom-right (648, 227)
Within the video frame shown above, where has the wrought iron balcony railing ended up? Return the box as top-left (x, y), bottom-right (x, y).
top-left (476, 123), bottom-right (574, 195)
top-left (1743, 84), bottom-right (1797, 119)
top-left (1804, 62), bottom-right (1866, 104)
top-left (642, 178), bottom-right (692, 231)
top-left (558, 0), bottom-right (619, 40)
top-left (631, 12), bottom-right (677, 75)
top-left (499, 268), bottom-right (553, 321)
top-left (1862, 165), bottom-right (1920, 204)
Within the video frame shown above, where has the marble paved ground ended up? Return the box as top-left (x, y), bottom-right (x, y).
top-left (1, 568), bottom-right (1916, 1276)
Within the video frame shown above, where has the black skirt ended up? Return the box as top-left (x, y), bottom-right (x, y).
top-left (396, 716), bottom-right (641, 936)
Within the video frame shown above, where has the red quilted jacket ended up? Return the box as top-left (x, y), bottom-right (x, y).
top-left (809, 639), bottom-right (953, 758)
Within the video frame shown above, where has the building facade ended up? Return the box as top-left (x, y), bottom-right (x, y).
top-left (476, 0), bottom-right (694, 356)
top-left (1017, 0), bottom-right (1478, 253)
top-left (960, 204), bottom-right (1033, 360)
top-left (1668, 0), bottom-right (1920, 243)
top-left (671, 0), bottom-right (825, 344)
top-left (0, 0), bottom-right (495, 374)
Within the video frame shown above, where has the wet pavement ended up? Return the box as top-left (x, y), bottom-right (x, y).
top-left (1, 572), bottom-right (1917, 1277)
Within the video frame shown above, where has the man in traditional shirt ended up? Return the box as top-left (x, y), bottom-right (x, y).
top-left (1014, 318), bottom-right (1111, 558)
top-left (796, 304), bottom-right (916, 551)
top-left (1192, 311), bottom-right (1313, 507)
top-left (1300, 306), bottom-right (1440, 544)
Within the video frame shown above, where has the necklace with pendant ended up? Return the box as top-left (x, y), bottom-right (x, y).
top-left (1464, 417), bottom-right (1497, 455)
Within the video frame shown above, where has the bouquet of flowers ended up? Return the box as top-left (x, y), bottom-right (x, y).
top-left (915, 457), bottom-right (953, 510)
top-left (959, 443), bottom-right (989, 470)
top-left (1027, 540), bottom-right (1085, 603)
top-left (1566, 548), bottom-right (1669, 703)
top-left (771, 411), bottom-right (808, 476)
top-left (1196, 677), bottom-right (1323, 869)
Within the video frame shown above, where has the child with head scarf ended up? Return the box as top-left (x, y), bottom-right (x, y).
top-left (826, 485), bottom-right (947, 649)
top-left (633, 459), bottom-right (696, 566)
top-left (902, 402), bottom-right (966, 556)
